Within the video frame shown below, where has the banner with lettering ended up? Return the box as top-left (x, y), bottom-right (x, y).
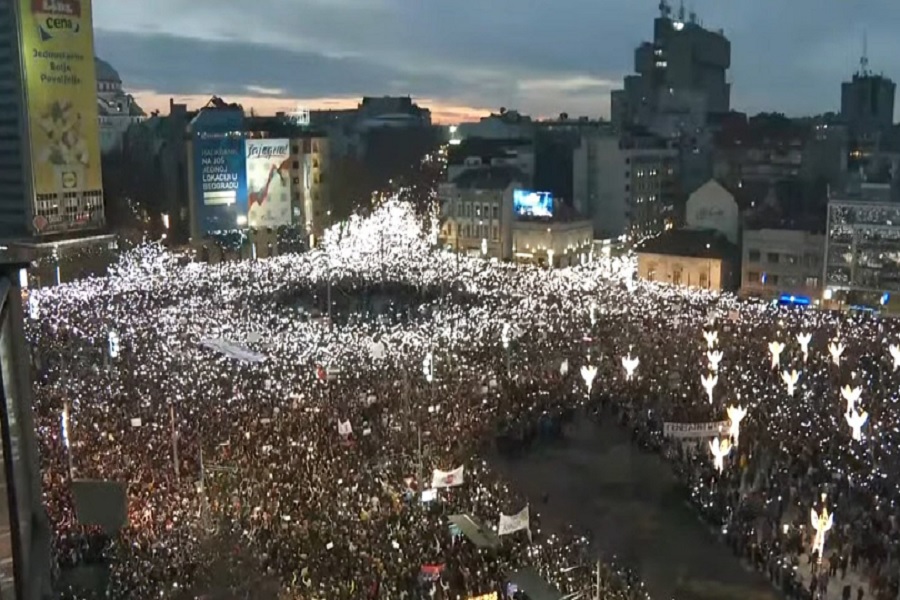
top-left (20, 0), bottom-right (105, 234)
top-left (190, 108), bottom-right (247, 235)
top-left (663, 421), bottom-right (730, 439)
top-left (245, 139), bottom-right (292, 228)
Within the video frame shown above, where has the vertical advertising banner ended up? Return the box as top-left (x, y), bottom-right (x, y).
top-left (191, 109), bottom-right (247, 234)
top-left (245, 139), bottom-right (292, 228)
top-left (19, 0), bottom-right (103, 201)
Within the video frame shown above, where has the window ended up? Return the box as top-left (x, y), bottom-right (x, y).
top-left (748, 250), bottom-right (760, 263)
top-left (492, 226), bottom-right (499, 240)
top-left (672, 267), bottom-right (682, 285)
top-left (769, 275), bottom-right (779, 285)
top-left (805, 276), bottom-right (819, 288)
top-left (805, 254), bottom-right (818, 267)
top-left (492, 205), bottom-right (499, 219)
top-left (767, 252), bottom-right (779, 264)
top-left (784, 254), bottom-right (798, 265)
top-left (292, 160), bottom-right (299, 169)
top-left (699, 272), bottom-right (708, 288)
top-left (748, 271), bottom-right (759, 283)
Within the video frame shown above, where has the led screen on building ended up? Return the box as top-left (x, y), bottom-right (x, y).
top-left (19, 0), bottom-right (104, 233)
top-left (191, 109), bottom-right (247, 234)
top-left (245, 139), bottom-right (292, 228)
top-left (513, 189), bottom-right (554, 218)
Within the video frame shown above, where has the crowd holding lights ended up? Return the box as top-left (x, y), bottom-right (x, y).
top-left (26, 196), bottom-right (900, 599)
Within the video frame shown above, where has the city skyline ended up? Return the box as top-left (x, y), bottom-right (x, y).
top-left (93, 0), bottom-right (900, 123)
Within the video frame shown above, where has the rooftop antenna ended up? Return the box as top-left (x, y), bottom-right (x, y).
top-left (678, 0), bottom-right (686, 22)
top-left (689, 2), bottom-right (697, 24)
top-left (659, 0), bottom-right (671, 18)
top-left (859, 31), bottom-right (870, 76)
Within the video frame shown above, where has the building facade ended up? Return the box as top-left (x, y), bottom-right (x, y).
top-left (0, 259), bottom-right (53, 599)
top-left (611, 1), bottom-right (730, 131)
top-left (637, 251), bottom-right (730, 290)
top-left (824, 196), bottom-right (900, 303)
top-left (456, 110), bottom-right (535, 141)
top-left (636, 229), bottom-right (736, 291)
top-left (573, 131), bottom-right (678, 239)
top-left (685, 179), bottom-right (739, 244)
top-left (3, 0), bottom-right (106, 239)
top-left (841, 73), bottom-right (895, 137)
top-left (438, 167), bottom-right (521, 260)
top-left (0, 0), bottom-right (31, 239)
top-left (512, 219), bottom-right (593, 268)
top-left (184, 103), bottom-right (330, 250)
top-left (95, 58), bottom-right (145, 155)
top-left (741, 229), bottom-right (825, 300)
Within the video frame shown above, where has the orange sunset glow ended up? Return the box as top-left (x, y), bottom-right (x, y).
top-left (131, 91), bottom-right (493, 124)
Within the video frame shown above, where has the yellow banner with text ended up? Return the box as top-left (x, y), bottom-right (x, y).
top-left (19, 0), bottom-right (103, 197)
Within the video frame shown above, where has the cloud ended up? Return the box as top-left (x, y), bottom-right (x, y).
top-left (243, 85), bottom-right (286, 97)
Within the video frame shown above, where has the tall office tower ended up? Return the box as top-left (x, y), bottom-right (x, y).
top-left (840, 37), bottom-right (895, 136)
top-left (0, 0), bottom-right (105, 240)
top-left (0, 0), bottom-right (30, 239)
top-left (611, 1), bottom-right (731, 132)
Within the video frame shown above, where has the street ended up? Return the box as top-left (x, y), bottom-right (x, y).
top-left (493, 415), bottom-right (781, 600)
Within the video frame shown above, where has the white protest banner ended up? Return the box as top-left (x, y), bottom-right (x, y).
top-left (200, 338), bottom-right (267, 363)
top-left (498, 506), bottom-right (530, 536)
top-left (337, 420), bottom-right (353, 436)
top-left (431, 466), bottom-right (465, 488)
top-left (663, 421), bottom-right (730, 439)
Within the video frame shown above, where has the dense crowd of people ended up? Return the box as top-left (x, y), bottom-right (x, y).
top-left (27, 199), bottom-right (900, 599)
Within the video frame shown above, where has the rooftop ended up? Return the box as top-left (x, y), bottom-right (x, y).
top-left (447, 138), bottom-right (532, 165)
top-left (451, 165), bottom-right (526, 190)
top-left (637, 228), bottom-right (735, 259)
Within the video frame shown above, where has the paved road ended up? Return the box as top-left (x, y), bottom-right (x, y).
top-left (492, 416), bottom-right (780, 600)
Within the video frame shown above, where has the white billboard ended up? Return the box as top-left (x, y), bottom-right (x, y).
top-left (245, 139), bottom-right (292, 228)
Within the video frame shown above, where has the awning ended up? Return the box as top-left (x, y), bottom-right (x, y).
top-left (447, 514), bottom-right (500, 549)
top-left (507, 567), bottom-right (562, 600)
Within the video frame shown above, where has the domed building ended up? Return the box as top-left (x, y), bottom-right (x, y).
top-left (95, 57), bottom-right (146, 154)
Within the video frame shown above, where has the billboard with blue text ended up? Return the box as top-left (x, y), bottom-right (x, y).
top-left (190, 109), bottom-right (247, 235)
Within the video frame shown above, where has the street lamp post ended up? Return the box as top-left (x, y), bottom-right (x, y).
top-left (170, 403), bottom-right (180, 480)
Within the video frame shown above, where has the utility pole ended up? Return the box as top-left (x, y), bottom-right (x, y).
top-left (170, 403), bottom-right (180, 480)
top-left (403, 367), bottom-right (424, 490)
top-left (327, 271), bottom-right (333, 328)
top-left (63, 398), bottom-right (74, 479)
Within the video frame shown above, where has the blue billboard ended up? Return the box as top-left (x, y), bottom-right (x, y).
top-left (513, 189), bottom-right (554, 218)
top-left (190, 108), bottom-right (247, 234)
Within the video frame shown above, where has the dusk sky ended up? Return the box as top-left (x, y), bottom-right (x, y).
top-left (91, 0), bottom-right (900, 123)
